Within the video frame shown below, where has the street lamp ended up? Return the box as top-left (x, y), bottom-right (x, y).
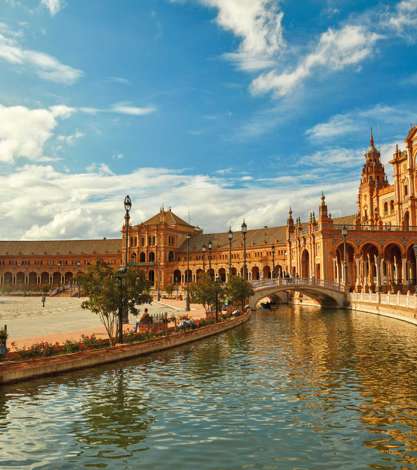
top-left (271, 244), bottom-right (275, 279)
top-left (241, 220), bottom-right (247, 280)
top-left (208, 240), bottom-right (213, 278)
top-left (124, 195), bottom-right (132, 268)
top-left (341, 225), bottom-right (348, 287)
top-left (115, 267), bottom-right (127, 343)
top-left (186, 233), bottom-right (191, 312)
top-left (76, 261), bottom-right (81, 297)
top-left (202, 244), bottom-right (206, 272)
top-left (228, 227), bottom-right (233, 279)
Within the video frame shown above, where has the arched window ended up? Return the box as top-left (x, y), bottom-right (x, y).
top-left (168, 251), bottom-right (175, 262)
top-left (149, 252), bottom-right (155, 263)
top-left (139, 252), bottom-right (146, 263)
top-left (384, 202), bottom-right (388, 215)
top-left (390, 200), bottom-right (395, 213)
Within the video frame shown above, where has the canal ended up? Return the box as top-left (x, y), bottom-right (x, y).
top-left (1, 306), bottom-right (417, 469)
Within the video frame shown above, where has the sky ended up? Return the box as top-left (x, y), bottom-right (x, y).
top-left (0, 0), bottom-right (416, 240)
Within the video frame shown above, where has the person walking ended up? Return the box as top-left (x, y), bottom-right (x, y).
top-left (41, 295), bottom-right (46, 308)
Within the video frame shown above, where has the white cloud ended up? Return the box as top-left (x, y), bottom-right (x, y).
top-left (251, 25), bottom-right (381, 97)
top-left (0, 161), bottom-right (361, 241)
top-left (0, 24), bottom-right (82, 84)
top-left (306, 104), bottom-right (416, 142)
top-left (110, 103), bottom-right (156, 116)
top-left (57, 130), bottom-right (84, 146)
top-left (41, 0), bottom-right (63, 16)
top-left (385, 0), bottom-right (417, 38)
top-left (0, 104), bottom-right (74, 163)
top-left (200, 0), bottom-right (285, 71)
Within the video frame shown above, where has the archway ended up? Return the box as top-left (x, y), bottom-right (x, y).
top-left (207, 268), bottom-right (215, 280)
top-left (185, 269), bottom-right (192, 283)
top-left (149, 252), bottom-right (155, 263)
top-left (251, 266), bottom-right (260, 281)
top-left (52, 272), bottom-right (61, 287)
top-left (28, 272), bottom-right (38, 287)
top-left (218, 268), bottom-right (226, 282)
top-left (3, 272), bottom-right (12, 286)
top-left (359, 243), bottom-right (379, 292)
top-left (16, 272), bottom-right (25, 286)
top-left (230, 267), bottom-right (237, 277)
top-left (301, 250), bottom-right (310, 279)
top-left (149, 270), bottom-right (155, 286)
top-left (263, 265), bottom-right (271, 279)
top-left (173, 269), bottom-right (181, 284)
top-left (41, 272), bottom-right (49, 286)
top-left (139, 252), bottom-right (146, 263)
top-left (335, 242), bottom-right (355, 289)
top-left (384, 243), bottom-right (404, 290)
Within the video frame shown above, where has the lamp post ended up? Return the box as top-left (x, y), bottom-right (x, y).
top-left (228, 227), bottom-right (233, 279)
top-left (271, 244), bottom-right (275, 279)
top-left (208, 240), bottom-right (212, 279)
top-left (76, 261), bottom-right (81, 297)
top-left (124, 195), bottom-right (132, 268)
top-left (156, 243), bottom-right (161, 302)
top-left (115, 267), bottom-right (127, 343)
top-left (186, 233), bottom-right (191, 312)
top-left (241, 220), bottom-right (247, 280)
top-left (341, 225), bottom-right (348, 288)
top-left (202, 244), bottom-right (206, 272)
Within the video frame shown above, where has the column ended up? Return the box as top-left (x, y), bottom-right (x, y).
top-left (375, 255), bottom-right (380, 292)
top-left (355, 257), bottom-right (360, 291)
top-left (402, 258), bottom-right (407, 287)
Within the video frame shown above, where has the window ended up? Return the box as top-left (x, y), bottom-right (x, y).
top-left (384, 202), bottom-right (388, 215)
top-left (405, 185), bottom-right (408, 196)
top-left (390, 200), bottom-right (395, 213)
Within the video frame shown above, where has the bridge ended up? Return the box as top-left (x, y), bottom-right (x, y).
top-left (249, 278), bottom-right (349, 309)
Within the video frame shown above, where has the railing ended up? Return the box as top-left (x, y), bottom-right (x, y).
top-left (332, 224), bottom-right (417, 232)
top-left (251, 277), bottom-right (344, 292)
top-left (351, 291), bottom-right (417, 309)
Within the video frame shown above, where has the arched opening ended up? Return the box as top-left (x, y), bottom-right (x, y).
top-left (149, 270), bottom-right (155, 286)
top-left (139, 252), bottom-right (146, 263)
top-left (3, 272), bottom-right (12, 285)
top-left (196, 269), bottom-right (204, 281)
top-left (207, 268), bottom-right (215, 280)
top-left (218, 268), bottom-right (226, 282)
top-left (272, 265), bottom-right (282, 278)
top-left (41, 272), bottom-right (49, 285)
top-left (251, 266), bottom-right (260, 280)
top-left (384, 243), bottom-right (404, 291)
top-left (359, 243), bottom-right (379, 292)
top-left (301, 250), bottom-right (310, 279)
top-left (173, 269), bottom-right (181, 284)
top-left (407, 245), bottom-right (417, 290)
top-left (65, 272), bottom-right (73, 285)
top-left (52, 272), bottom-right (61, 287)
top-left (263, 265), bottom-right (271, 279)
top-left (335, 242), bottom-right (355, 289)
top-left (230, 267), bottom-right (237, 277)
top-left (28, 272), bottom-right (37, 287)
top-left (149, 252), bottom-right (155, 263)
top-left (185, 269), bottom-right (192, 283)
top-left (16, 272), bottom-right (25, 286)
top-left (131, 252), bottom-right (136, 263)
top-left (168, 251), bottom-right (175, 262)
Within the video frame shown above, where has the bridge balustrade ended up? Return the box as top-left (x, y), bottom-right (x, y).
top-left (251, 277), bottom-right (344, 292)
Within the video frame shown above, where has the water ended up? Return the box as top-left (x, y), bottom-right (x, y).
top-left (2, 306), bottom-right (417, 469)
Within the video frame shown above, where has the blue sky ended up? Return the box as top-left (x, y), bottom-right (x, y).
top-left (0, 0), bottom-right (416, 239)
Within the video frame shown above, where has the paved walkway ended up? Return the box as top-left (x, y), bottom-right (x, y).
top-left (0, 296), bottom-right (206, 349)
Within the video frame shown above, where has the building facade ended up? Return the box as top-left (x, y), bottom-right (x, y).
top-left (1, 126), bottom-right (417, 294)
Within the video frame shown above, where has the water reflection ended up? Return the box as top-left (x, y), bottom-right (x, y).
top-left (2, 306), bottom-right (417, 468)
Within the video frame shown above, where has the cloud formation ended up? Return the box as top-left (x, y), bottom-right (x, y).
top-left (200, 0), bottom-right (285, 71)
top-left (41, 0), bottom-right (63, 16)
top-left (0, 23), bottom-right (81, 84)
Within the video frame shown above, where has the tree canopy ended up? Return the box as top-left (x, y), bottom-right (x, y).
top-left (189, 274), bottom-right (225, 313)
top-left (226, 276), bottom-right (254, 310)
top-left (79, 262), bottom-right (152, 345)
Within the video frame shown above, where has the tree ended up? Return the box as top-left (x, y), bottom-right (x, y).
top-left (226, 276), bottom-right (254, 311)
top-left (189, 274), bottom-right (225, 316)
top-left (79, 262), bottom-right (152, 345)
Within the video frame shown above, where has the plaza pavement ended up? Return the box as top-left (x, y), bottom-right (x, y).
top-left (0, 296), bottom-right (206, 349)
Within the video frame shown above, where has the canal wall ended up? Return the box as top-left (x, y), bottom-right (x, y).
top-left (349, 292), bottom-right (417, 327)
top-left (0, 312), bottom-right (251, 385)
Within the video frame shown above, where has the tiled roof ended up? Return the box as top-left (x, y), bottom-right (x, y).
top-left (0, 239), bottom-right (121, 256)
top-left (141, 209), bottom-right (196, 228)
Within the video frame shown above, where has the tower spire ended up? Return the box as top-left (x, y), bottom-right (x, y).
top-left (370, 128), bottom-right (374, 147)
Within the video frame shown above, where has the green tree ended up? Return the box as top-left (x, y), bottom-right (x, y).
top-left (189, 274), bottom-right (225, 316)
top-left (226, 276), bottom-right (254, 311)
top-left (79, 262), bottom-right (152, 345)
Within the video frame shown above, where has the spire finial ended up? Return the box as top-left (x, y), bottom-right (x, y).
top-left (370, 128), bottom-right (374, 147)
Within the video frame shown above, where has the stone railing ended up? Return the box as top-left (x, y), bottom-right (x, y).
top-left (350, 291), bottom-right (417, 309)
top-left (251, 277), bottom-right (344, 292)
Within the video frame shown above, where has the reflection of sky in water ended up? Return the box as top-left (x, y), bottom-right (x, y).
top-left (1, 307), bottom-right (417, 469)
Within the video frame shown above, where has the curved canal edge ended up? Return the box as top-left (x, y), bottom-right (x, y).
top-left (0, 311), bottom-right (251, 385)
top-left (349, 298), bottom-right (417, 327)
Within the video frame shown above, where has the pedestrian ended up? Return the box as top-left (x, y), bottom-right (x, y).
top-left (41, 295), bottom-right (46, 308)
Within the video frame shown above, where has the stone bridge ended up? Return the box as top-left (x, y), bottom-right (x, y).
top-left (249, 278), bottom-right (349, 309)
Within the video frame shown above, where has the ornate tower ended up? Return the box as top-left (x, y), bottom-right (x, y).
top-left (357, 130), bottom-right (387, 225)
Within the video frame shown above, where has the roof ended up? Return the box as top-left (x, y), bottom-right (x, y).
top-left (332, 214), bottom-right (356, 225)
top-left (0, 239), bottom-right (121, 256)
top-left (141, 209), bottom-right (196, 229)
